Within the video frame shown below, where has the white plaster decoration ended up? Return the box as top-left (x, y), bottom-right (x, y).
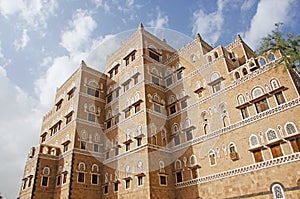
top-left (175, 152), bottom-right (300, 189)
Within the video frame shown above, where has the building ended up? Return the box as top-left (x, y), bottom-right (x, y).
top-left (19, 23), bottom-right (300, 199)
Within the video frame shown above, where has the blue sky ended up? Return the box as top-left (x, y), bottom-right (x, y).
top-left (0, 0), bottom-right (299, 198)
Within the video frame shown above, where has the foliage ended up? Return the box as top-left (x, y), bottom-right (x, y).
top-left (257, 23), bottom-right (300, 69)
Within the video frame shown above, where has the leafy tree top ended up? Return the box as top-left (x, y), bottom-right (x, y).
top-left (257, 23), bottom-right (300, 69)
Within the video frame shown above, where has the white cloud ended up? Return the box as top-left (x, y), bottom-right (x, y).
top-left (0, 0), bottom-right (58, 29)
top-left (60, 9), bottom-right (97, 53)
top-left (0, 65), bottom-right (42, 198)
top-left (147, 10), bottom-right (169, 29)
top-left (241, 0), bottom-right (257, 11)
top-left (242, 0), bottom-right (296, 49)
top-left (13, 29), bottom-right (30, 51)
top-left (192, 0), bottom-right (226, 45)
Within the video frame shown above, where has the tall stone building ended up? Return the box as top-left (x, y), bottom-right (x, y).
top-left (19, 24), bottom-right (300, 199)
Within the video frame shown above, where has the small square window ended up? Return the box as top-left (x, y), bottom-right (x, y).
top-left (107, 94), bottom-right (112, 103)
top-left (154, 104), bottom-right (161, 113)
top-left (125, 179), bottom-right (130, 189)
top-left (105, 151), bottom-right (110, 160)
top-left (88, 113), bottom-right (96, 122)
top-left (114, 115), bottom-right (119, 125)
top-left (181, 99), bottom-right (187, 109)
top-left (87, 88), bottom-right (99, 97)
top-left (160, 176), bottom-right (167, 185)
top-left (94, 144), bottom-right (99, 152)
top-left (104, 185), bottom-right (109, 194)
top-left (177, 70), bottom-right (183, 80)
top-left (152, 76), bottom-right (160, 85)
top-left (137, 138), bottom-right (142, 146)
top-left (135, 103), bottom-right (141, 113)
top-left (63, 144), bottom-right (69, 152)
top-left (166, 77), bottom-right (173, 86)
top-left (78, 172), bottom-right (84, 183)
top-left (66, 113), bottom-right (72, 125)
top-left (92, 174), bottom-right (98, 184)
top-left (41, 176), bottom-right (48, 187)
top-left (126, 143), bottom-right (130, 151)
top-left (114, 182), bottom-right (119, 192)
top-left (137, 176), bottom-right (143, 186)
top-left (125, 109), bottom-right (131, 119)
top-left (80, 141), bottom-right (87, 150)
top-left (106, 120), bottom-right (112, 129)
top-left (169, 105), bottom-right (176, 115)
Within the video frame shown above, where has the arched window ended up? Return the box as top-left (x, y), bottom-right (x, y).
top-left (270, 78), bottom-right (280, 89)
top-left (168, 95), bottom-right (176, 104)
top-left (184, 118), bottom-right (191, 129)
top-left (222, 115), bottom-right (229, 127)
top-left (208, 150), bottom-right (216, 166)
top-left (285, 122), bottom-right (297, 135)
top-left (252, 87), bottom-right (264, 98)
top-left (175, 160), bottom-right (181, 170)
top-left (249, 134), bottom-right (259, 147)
top-left (210, 72), bottom-right (220, 81)
top-left (266, 129), bottom-right (278, 142)
top-left (135, 92), bottom-right (140, 101)
top-left (78, 162), bottom-right (86, 171)
top-left (229, 143), bottom-right (237, 153)
top-left (237, 94), bottom-right (245, 105)
top-left (242, 68), bottom-right (248, 75)
top-left (92, 164), bottom-right (99, 173)
top-left (190, 155), bottom-right (197, 165)
top-left (207, 55), bottom-right (212, 62)
top-left (173, 124), bottom-right (180, 134)
top-left (42, 167), bottom-right (50, 175)
top-left (259, 58), bottom-right (266, 66)
top-left (271, 183), bottom-right (285, 199)
top-left (159, 160), bottom-right (165, 173)
top-left (214, 51), bottom-right (218, 58)
top-left (269, 53), bottom-right (276, 62)
top-left (235, 72), bottom-right (240, 79)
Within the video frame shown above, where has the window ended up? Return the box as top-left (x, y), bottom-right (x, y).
top-left (91, 174), bottom-right (98, 184)
top-left (131, 52), bottom-right (135, 61)
top-left (174, 134), bottom-right (180, 146)
top-left (94, 144), bottom-right (99, 152)
top-left (176, 172), bottom-right (183, 183)
top-left (104, 185), bottom-right (109, 194)
top-left (253, 150), bottom-right (264, 163)
top-left (186, 130), bottom-right (193, 141)
top-left (266, 129), bottom-right (278, 142)
top-left (254, 99), bottom-right (269, 113)
top-left (241, 107), bottom-right (249, 119)
top-left (41, 134), bottom-right (46, 143)
top-left (135, 103), bottom-right (141, 113)
top-left (105, 151), bottom-right (109, 160)
top-left (124, 83), bottom-right (130, 92)
top-left (41, 176), bottom-right (49, 186)
top-left (290, 138), bottom-right (300, 152)
top-left (177, 70), bottom-right (183, 80)
top-left (181, 99), bottom-right (188, 109)
top-left (63, 144), bottom-right (69, 152)
top-left (133, 75), bottom-right (138, 85)
top-left (259, 58), bottom-right (266, 66)
top-left (126, 143), bottom-right (130, 151)
top-left (125, 109), bottom-right (130, 119)
top-left (166, 76), bottom-right (173, 86)
top-left (285, 122), bottom-right (297, 135)
top-left (270, 144), bottom-right (283, 158)
top-left (56, 100), bottom-right (63, 111)
top-left (212, 82), bottom-right (221, 93)
top-left (115, 89), bottom-right (119, 98)
top-left (107, 94), bottom-right (112, 103)
top-left (106, 119), bottom-right (112, 129)
top-left (169, 105), bottom-right (176, 115)
top-left (115, 115), bottom-right (120, 124)
top-left (160, 176), bottom-right (167, 185)
top-left (88, 113), bottom-right (96, 122)
top-left (68, 89), bottom-right (75, 100)
top-left (63, 173), bottom-right (67, 184)
top-left (149, 51), bottom-right (159, 62)
top-left (152, 76), bottom-right (160, 85)
top-left (209, 150), bottom-right (216, 166)
top-left (271, 79), bottom-right (280, 89)
top-left (269, 53), bottom-right (276, 62)
top-left (65, 112), bottom-right (73, 125)
top-left (114, 182), bottom-right (119, 192)
top-left (80, 141), bottom-right (86, 150)
top-left (229, 143), bottom-right (239, 161)
top-left (242, 68), bottom-right (248, 75)
top-left (137, 138), bottom-right (142, 146)
top-left (28, 177), bottom-right (32, 187)
top-left (125, 57), bottom-right (129, 66)
top-left (235, 72), bottom-right (240, 79)
top-left (56, 175), bottom-right (61, 186)
top-left (249, 135), bottom-right (259, 147)
top-left (271, 183), bottom-right (285, 199)
top-left (114, 147), bottom-right (119, 156)
top-left (137, 176), bottom-right (143, 186)
top-left (203, 123), bottom-right (209, 134)
top-left (191, 168), bottom-right (198, 179)
top-left (275, 91), bottom-right (285, 105)
top-left (125, 179), bottom-right (131, 189)
top-left (50, 122), bottom-right (61, 136)
top-left (154, 104), bottom-right (161, 113)
top-left (87, 88), bottom-right (99, 97)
